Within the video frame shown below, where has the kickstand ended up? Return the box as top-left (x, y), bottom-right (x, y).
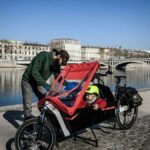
top-left (113, 120), bottom-right (116, 129)
top-left (90, 127), bottom-right (98, 147)
top-left (55, 142), bottom-right (59, 149)
top-left (73, 127), bottom-right (98, 147)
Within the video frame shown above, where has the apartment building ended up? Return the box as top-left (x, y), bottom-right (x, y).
top-left (81, 46), bottom-right (101, 61)
top-left (0, 39), bottom-right (113, 63)
top-left (103, 48), bottom-right (111, 60)
top-left (0, 40), bottom-right (50, 61)
top-left (50, 38), bottom-right (81, 62)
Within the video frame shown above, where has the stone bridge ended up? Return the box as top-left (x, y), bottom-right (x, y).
top-left (100, 58), bottom-right (150, 69)
top-left (16, 58), bottom-right (150, 69)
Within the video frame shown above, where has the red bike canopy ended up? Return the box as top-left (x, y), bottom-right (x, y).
top-left (39, 61), bottom-right (100, 115)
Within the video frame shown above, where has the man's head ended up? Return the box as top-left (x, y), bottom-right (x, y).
top-left (85, 85), bottom-right (99, 104)
top-left (53, 49), bottom-right (69, 66)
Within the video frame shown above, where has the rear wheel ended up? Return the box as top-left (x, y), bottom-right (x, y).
top-left (15, 118), bottom-right (56, 150)
top-left (116, 99), bottom-right (138, 129)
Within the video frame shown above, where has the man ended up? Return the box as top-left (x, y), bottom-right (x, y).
top-left (21, 49), bottom-right (69, 121)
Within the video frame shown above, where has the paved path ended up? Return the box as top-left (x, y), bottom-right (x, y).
top-left (0, 90), bottom-right (150, 150)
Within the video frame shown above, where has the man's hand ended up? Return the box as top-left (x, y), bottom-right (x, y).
top-left (64, 80), bottom-right (69, 86)
top-left (44, 84), bottom-right (51, 92)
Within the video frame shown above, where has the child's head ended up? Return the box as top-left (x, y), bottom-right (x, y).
top-left (85, 85), bottom-right (99, 104)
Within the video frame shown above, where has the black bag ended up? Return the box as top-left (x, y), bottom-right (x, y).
top-left (125, 87), bottom-right (143, 107)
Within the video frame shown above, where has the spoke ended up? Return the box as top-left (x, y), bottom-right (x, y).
top-left (123, 113), bottom-right (127, 124)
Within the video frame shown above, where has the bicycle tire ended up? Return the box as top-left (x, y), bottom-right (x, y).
top-left (15, 118), bottom-right (56, 150)
top-left (116, 99), bottom-right (138, 129)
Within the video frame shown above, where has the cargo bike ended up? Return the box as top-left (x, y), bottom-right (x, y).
top-left (15, 62), bottom-right (143, 150)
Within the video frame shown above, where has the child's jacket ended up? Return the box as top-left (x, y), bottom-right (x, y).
top-left (78, 98), bottom-right (107, 109)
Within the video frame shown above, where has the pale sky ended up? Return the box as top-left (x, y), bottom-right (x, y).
top-left (0, 0), bottom-right (150, 50)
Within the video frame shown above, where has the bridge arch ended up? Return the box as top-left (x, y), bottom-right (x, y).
top-left (99, 62), bottom-right (108, 68)
top-left (114, 61), bottom-right (143, 70)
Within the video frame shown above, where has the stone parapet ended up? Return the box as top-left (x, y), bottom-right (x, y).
top-left (0, 60), bottom-right (25, 68)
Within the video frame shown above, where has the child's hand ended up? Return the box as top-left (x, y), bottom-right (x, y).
top-left (93, 104), bottom-right (99, 110)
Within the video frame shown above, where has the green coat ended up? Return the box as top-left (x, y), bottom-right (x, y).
top-left (22, 51), bottom-right (58, 86)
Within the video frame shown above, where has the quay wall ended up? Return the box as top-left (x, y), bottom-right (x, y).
top-left (0, 60), bottom-right (25, 68)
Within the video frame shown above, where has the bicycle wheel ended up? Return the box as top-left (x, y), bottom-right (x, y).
top-left (116, 99), bottom-right (138, 129)
top-left (15, 118), bottom-right (56, 150)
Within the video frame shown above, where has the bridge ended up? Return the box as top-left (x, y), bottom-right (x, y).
top-left (16, 58), bottom-right (150, 69)
top-left (100, 58), bottom-right (150, 69)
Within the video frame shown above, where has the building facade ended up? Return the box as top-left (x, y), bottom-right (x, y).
top-left (0, 39), bottom-right (112, 63)
top-left (103, 48), bottom-right (111, 60)
top-left (0, 40), bottom-right (50, 61)
top-left (50, 39), bottom-right (81, 62)
top-left (81, 46), bottom-right (101, 61)
top-left (2, 38), bottom-right (147, 65)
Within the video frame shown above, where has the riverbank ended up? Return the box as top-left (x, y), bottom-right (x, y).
top-left (0, 60), bottom-right (26, 68)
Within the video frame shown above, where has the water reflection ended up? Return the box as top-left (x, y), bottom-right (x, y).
top-left (102, 68), bottom-right (150, 91)
top-left (0, 68), bottom-right (27, 106)
top-left (0, 68), bottom-right (37, 106)
top-left (0, 68), bottom-right (150, 106)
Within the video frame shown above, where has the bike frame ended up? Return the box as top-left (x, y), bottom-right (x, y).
top-left (114, 76), bottom-right (130, 113)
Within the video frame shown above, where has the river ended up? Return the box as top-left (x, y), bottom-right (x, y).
top-left (0, 68), bottom-right (150, 107)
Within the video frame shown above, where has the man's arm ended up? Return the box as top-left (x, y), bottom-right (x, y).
top-left (31, 52), bottom-right (48, 86)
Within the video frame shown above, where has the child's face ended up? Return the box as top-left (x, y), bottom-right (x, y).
top-left (86, 93), bottom-right (96, 101)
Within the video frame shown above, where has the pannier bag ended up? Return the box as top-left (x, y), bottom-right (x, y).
top-left (125, 87), bottom-right (143, 107)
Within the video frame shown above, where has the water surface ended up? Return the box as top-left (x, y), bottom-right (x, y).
top-left (0, 68), bottom-right (150, 106)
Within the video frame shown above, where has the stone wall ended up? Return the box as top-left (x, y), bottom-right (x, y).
top-left (0, 60), bottom-right (21, 68)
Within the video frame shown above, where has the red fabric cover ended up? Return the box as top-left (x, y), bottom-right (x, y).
top-left (42, 61), bottom-right (100, 115)
top-left (61, 63), bottom-right (97, 80)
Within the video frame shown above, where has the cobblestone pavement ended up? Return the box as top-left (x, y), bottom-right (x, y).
top-left (53, 115), bottom-right (150, 150)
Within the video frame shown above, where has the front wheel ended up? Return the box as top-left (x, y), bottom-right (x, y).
top-left (115, 99), bottom-right (138, 129)
top-left (15, 118), bottom-right (56, 150)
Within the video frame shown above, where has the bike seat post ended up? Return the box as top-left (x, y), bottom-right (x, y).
top-left (115, 79), bottom-right (119, 98)
top-left (116, 78), bottom-right (121, 87)
top-left (115, 76), bottom-right (126, 87)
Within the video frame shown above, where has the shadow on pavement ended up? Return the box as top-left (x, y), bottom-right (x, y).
top-left (3, 110), bottom-right (24, 150)
top-left (3, 110), bottom-right (24, 129)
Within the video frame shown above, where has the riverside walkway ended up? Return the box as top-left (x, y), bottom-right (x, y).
top-left (0, 89), bottom-right (150, 150)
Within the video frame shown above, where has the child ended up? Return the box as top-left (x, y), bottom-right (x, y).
top-left (79, 85), bottom-right (107, 110)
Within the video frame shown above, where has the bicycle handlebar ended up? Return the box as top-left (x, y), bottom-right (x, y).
top-left (94, 72), bottom-right (107, 78)
top-left (114, 75), bottom-right (126, 85)
top-left (114, 75), bottom-right (126, 79)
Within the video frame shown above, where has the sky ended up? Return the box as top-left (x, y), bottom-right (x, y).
top-left (0, 0), bottom-right (150, 50)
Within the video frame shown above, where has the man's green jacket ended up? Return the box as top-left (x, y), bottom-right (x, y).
top-left (22, 51), bottom-right (58, 86)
